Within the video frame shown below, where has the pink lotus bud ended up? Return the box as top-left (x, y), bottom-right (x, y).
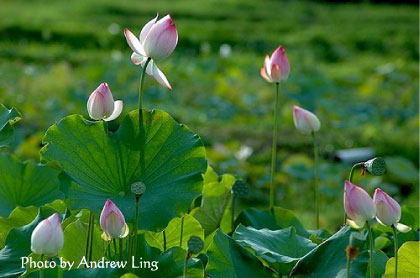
top-left (31, 213), bottom-right (64, 256)
top-left (87, 83), bottom-right (123, 121)
top-left (260, 45), bottom-right (290, 83)
top-left (293, 106), bottom-right (321, 134)
top-left (344, 181), bottom-right (376, 227)
top-left (373, 188), bottom-right (401, 226)
top-left (100, 199), bottom-right (127, 239)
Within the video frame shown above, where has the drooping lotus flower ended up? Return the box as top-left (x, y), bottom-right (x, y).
top-left (31, 213), bottom-right (64, 256)
top-left (124, 14), bottom-right (178, 89)
top-left (260, 45), bottom-right (290, 83)
top-left (100, 199), bottom-right (128, 240)
top-left (344, 181), bottom-right (376, 228)
top-left (293, 105), bottom-right (321, 135)
top-left (87, 82), bottom-right (123, 121)
top-left (373, 188), bottom-right (411, 232)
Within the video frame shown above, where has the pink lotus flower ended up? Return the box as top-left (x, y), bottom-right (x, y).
top-left (373, 188), bottom-right (401, 226)
top-left (100, 199), bottom-right (128, 239)
top-left (344, 181), bottom-right (376, 227)
top-left (31, 213), bottom-right (64, 256)
top-left (260, 45), bottom-right (290, 83)
top-left (124, 14), bottom-right (178, 89)
top-left (293, 106), bottom-right (321, 135)
top-left (87, 83), bottom-right (123, 121)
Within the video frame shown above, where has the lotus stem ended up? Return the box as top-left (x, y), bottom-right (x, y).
top-left (392, 224), bottom-right (398, 278)
top-left (231, 195), bottom-right (237, 230)
top-left (312, 132), bottom-right (319, 229)
top-left (269, 82), bottom-right (280, 210)
top-left (85, 212), bottom-right (92, 261)
top-left (366, 221), bottom-right (374, 278)
top-left (119, 238), bottom-right (123, 261)
top-left (180, 216), bottom-right (185, 247)
top-left (40, 254), bottom-right (44, 278)
top-left (183, 252), bottom-right (190, 278)
top-left (132, 196), bottom-right (140, 261)
top-left (113, 239), bottom-right (118, 260)
top-left (346, 256), bottom-right (351, 278)
top-left (138, 58), bottom-right (151, 112)
top-left (163, 230), bottom-right (167, 251)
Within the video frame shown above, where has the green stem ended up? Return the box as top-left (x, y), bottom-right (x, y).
top-left (113, 239), bottom-right (118, 260)
top-left (106, 242), bottom-right (111, 259)
top-left (138, 58), bottom-right (151, 112)
top-left (88, 214), bottom-right (94, 262)
top-left (40, 254), bottom-right (44, 278)
top-left (132, 196), bottom-right (140, 261)
top-left (85, 212), bottom-right (92, 260)
top-left (183, 253), bottom-right (189, 278)
top-left (392, 225), bottom-right (398, 278)
top-left (312, 132), bottom-right (319, 229)
top-left (346, 257), bottom-right (351, 278)
top-left (163, 230), bottom-right (167, 251)
top-left (119, 238), bottom-right (123, 261)
top-left (269, 82), bottom-right (280, 210)
top-left (127, 232), bottom-right (132, 264)
top-left (231, 196), bottom-right (236, 230)
top-left (367, 221), bottom-right (374, 278)
top-left (180, 216), bottom-right (185, 247)
top-left (344, 163), bottom-right (364, 223)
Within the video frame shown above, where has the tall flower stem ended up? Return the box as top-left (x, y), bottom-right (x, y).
top-left (269, 82), bottom-right (281, 210)
top-left (40, 254), bottom-right (44, 278)
top-left (138, 58), bottom-right (151, 112)
top-left (346, 257), bottom-right (351, 278)
top-left (85, 212), bottom-right (92, 260)
top-left (131, 196), bottom-right (140, 262)
top-left (366, 221), bottom-right (374, 278)
top-left (180, 216), bottom-right (185, 247)
top-left (183, 252), bottom-right (190, 278)
top-left (113, 239), bottom-right (118, 260)
top-left (119, 238), bottom-right (123, 261)
top-left (311, 132), bottom-right (320, 229)
top-left (88, 214), bottom-right (94, 262)
top-left (392, 225), bottom-right (398, 278)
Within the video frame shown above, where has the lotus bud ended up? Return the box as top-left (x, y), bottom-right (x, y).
top-left (260, 45), bottom-right (290, 83)
top-left (87, 83), bottom-right (123, 121)
top-left (100, 199), bottom-right (128, 239)
top-left (293, 106), bottom-right (321, 135)
top-left (232, 180), bottom-right (249, 197)
top-left (31, 213), bottom-right (64, 257)
top-left (364, 157), bottom-right (386, 176)
top-left (344, 181), bottom-right (376, 228)
top-left (373, 188), bottom-right (401, 226)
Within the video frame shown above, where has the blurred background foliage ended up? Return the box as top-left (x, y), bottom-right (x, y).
top-left (0, 0), bottom-right (418, 230)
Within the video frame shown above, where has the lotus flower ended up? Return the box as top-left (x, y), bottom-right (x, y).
top-left (344, 181), bottom-right (376, 228)
top-left (293, 106), bottom-right (321, 135)
top-left (260, 45), bottom-right (290, 83)
top-left (373, 188), bottom-right (411, 232)
top-left (124, 14), bottom-right (178, 89)
top-left (100, 199), bottom-right (128, 239)
top-left (31, 213), bottom-right (64, 256)
top-left (87, 83), bottom-right (123, 121)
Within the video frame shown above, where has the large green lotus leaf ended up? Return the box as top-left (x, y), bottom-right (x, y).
top-left (145, 214), bottom-right (204, 251)
top-left (0, 104), bottom-right (21, 147)
top-left (134, 234), bottom-right (204, 278)
top-left (60, 219), bottom-right (105, 264)
top-left (233, 225), bottom-right (317, 275)
top-left (0, 207), bottom-right (59, 278)
top-left (235, 206), bottom-right (310, 237)
top-left (0, 153), bottom-right (64, 217)
top-left (383, 241), bottom-right (419, 278)
top-left (206, 230), bottom-right (273, 278)
top-left (0, 206), bottom-right (38, 249)
top-left (41, 109), bottom-right (207, 231)
top-left (191, 169), bottom-right (235, 236)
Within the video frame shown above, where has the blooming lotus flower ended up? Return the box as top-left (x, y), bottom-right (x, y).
top-left (124, 14), bottom-right (178, 89)
top-left (100, 199), bottom-right (128, 240)
top-left (260, 45), bottom-right (290, 83)
top-left (344, 181), bottom-right (376, 228)
top-left (293, 106), bottom-right (321, 135)
top-left (373, 188), bottom-right (411, 232)
top-left (31, 213), bottom-right (64, 256)
top-left (87, 83), bottom-right (123, 121)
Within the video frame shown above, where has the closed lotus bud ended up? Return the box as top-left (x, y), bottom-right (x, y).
top-left (100, 199), bottom-right (128, 239)
top-left (344, 181), bottom-right (376, 228)
top-left (373, 188), bottom-right (401, 226)
top-left (260, 45), bottom-right (290, 83)
top-left (31, 213), bottom-right (64, 257)
top-left (187, 236), bottom-right (204, 254)
top-left (87, 83), bottom-right (123, 121)
top-left (293, 106), bottom-right (321, 135)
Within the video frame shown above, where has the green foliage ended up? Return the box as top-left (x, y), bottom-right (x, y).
top-left (0, 206), bottom-right (37, 249)
top-left (383, 241), bottom-right (419, 278)
top-left (233, 225), bottom-right (316, 275)
top-left (0, 105), bottom-right (21, 147)
top-left (0, 153), bottom-right (64, 217)
top-left (41, 109), bottom-right (207, 231)
top-left (206, 230), bottom-right (272, 278)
